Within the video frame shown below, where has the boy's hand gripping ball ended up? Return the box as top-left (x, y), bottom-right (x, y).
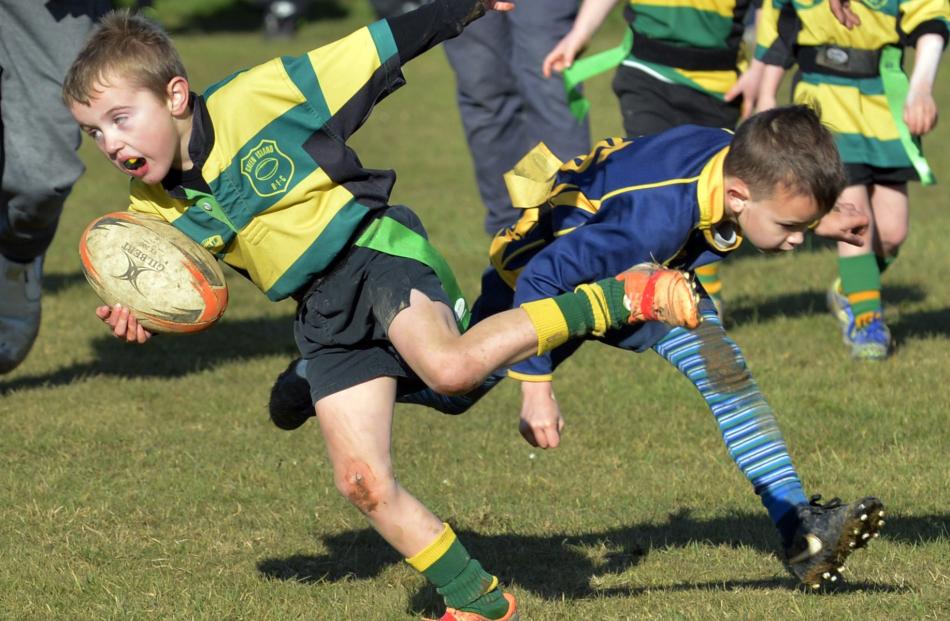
top-left (79, 211), bottom-right (228, 333)
top-left (618, 263), bottom-right (702, 329)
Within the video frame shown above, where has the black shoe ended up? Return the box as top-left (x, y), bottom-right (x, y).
top-left (784, 495), bottom-right (885, 589)
top-left (269, 358), bottom-right (314, 430)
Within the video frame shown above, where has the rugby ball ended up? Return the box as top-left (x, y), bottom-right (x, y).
top-left (78, 211), bottom-right (228, 333)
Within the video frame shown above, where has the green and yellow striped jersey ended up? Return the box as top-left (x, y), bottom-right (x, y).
top-left (756, 0), bottom-right (948, 168)
top-left (127, 21), bottom-right (403, 301)
top-left (624, 0), bottom-right (756, 97)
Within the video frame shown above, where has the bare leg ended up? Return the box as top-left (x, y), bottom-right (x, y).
top-left (389, 289), bottom-right (538, 395)
top-left (868, 183), bottom-right (909, 258)
top-left (314, 375), bottom-right (443, 557)
top-left (837, 185), bottom-right (874, 258)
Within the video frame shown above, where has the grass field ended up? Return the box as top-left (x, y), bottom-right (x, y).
top-left (1, 2), bottom-right (948, 619)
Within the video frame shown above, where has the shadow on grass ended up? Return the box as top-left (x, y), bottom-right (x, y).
top-left (726, 284), bottom-right (927, 327)
top-left (890, 306), bottom-right (950, 343)
top-left (43, 270), bottom-right (89, 294)
top-left (0, 315), bottom-right (296, 395)
top-left (258, 508), bottom-right (940, 611)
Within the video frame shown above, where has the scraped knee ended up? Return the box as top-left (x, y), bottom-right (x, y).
top-left (334, 460), bottom-right (396, 515)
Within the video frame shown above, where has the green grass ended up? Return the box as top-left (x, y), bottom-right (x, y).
top-left (2, 3), bottom-right (949, 619)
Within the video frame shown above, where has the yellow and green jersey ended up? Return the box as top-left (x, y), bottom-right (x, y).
top-left (124, 0), bottom-right (484, 301)
top-left (756, 0), bottom-right (949, 168)
top-left (623, 0), bottom-right (758, 98)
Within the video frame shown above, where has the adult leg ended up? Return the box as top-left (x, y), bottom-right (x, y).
top-left (444, 13), bottom-right (530, 234)
top-left (316, 377), bottom-right (513, 619)
top-left (0, 1), bottom-right (107, 372)
top-left (0, 1), bottom-right (104, 259)
top-left (508, 0), bottom-right (590, 165)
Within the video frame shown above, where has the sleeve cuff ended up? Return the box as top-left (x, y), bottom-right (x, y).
top-left (906, 21), bottom-right (949, 48)
top-left (508, 369), bottom-right (554, 382)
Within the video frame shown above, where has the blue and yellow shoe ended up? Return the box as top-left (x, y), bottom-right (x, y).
top-left (826, 277), bottom-right (851, 330)
top-left (828, 279), bottom-right (891, 360)
top-left (844, 314), bottom-right (891, 361)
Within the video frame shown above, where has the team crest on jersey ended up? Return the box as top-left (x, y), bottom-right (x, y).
top-left (240, 139), bottom-right (295, 197)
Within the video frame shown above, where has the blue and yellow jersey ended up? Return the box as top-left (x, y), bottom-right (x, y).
top-left (623, 0), bottom-right (758, 98)
top-left (492, 126), bottom-right (743, 380)
top-left (756, 0), bottom-right (949, 168)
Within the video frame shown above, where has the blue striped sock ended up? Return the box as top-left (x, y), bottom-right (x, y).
top-left (653, 311), bottom-right (808, 544)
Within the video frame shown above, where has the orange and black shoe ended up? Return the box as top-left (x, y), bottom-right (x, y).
top-left (615, 263), bottom-right (701, 329)
top-left (423, 593), bottom-right (519, 621)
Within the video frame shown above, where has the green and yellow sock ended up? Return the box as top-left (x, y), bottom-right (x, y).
top-left (695, 264), bottom-right (723, 314)
top-left (406, 524), bottom-right (509, 619)
top-left (838, 254), bottom-right (882, 327)
top-left (520, 278), bottom-right (628, 354)
top-left (694, 264), bottom-right (722, 297)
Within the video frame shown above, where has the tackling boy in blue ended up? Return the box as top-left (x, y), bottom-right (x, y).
top-left (275, 106), bottom-right (885, 591)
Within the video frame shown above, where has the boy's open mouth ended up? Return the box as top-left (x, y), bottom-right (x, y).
top-left (123, 157), bottom-right (146, 171)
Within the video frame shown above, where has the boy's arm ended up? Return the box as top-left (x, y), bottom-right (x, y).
top-left (904, 33), bottom-right (946, 135)
top-left (310, 0), bottom-right (512, 143)
top-left (754, 0), bottom-right (797, 111)
top-left (813, 201), bottom-right (869, 246)
top-left (519, 380), bottom-right (565, 449)
top-left (387, 0), bottom-right (514, 65)
top-left (724, 6), bottom-right (764, 118)
top-left (756, 63), bottom-right (786, 111)
top-left (541, 0), bottom-right (619, 77)
top-left (897, 0), bottom-right (948, 134)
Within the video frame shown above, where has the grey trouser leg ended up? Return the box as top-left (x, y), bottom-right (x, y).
top-left (0, 1), bottom-right (107, 261)
top-left (444, 0), bottom-right (590, 235)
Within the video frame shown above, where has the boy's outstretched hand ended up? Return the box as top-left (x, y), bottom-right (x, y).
top-left (96, 304), bottom-right (154, 344)
top-left (482, 0), bottom-right (515, 12)
top-left (904, 89), bottom-right (938, 136)
top-left (814, 201), bottom-right (869, 246)
top-left (519, 381), bottom-right (564, 449)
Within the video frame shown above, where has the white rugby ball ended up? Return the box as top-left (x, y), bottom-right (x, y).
top-left (79, 211), bottom-right (228, 333)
